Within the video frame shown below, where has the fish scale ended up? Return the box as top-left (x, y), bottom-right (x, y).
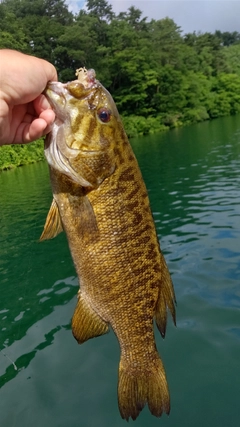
top-left (40, 68), bottom-right (176, 421)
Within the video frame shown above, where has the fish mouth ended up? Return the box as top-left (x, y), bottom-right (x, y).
top-left (44, 82), bottom-right (69, 124)
top-left (43, 79), bottom-right (98, 188)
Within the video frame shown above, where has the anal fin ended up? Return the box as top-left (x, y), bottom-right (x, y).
top-left (40, 198), bottom-right (63, 241)
top-left (72, 292), bottom-right (109, 343)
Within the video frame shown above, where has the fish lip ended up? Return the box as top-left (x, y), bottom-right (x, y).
top-left (43, 81), bottom-right (70, 126)
top-left (44, 81), bottom-right (67, 101)
top-left (46, 80), bottom-right (65, 93)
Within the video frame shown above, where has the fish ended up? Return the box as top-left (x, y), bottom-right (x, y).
top-left (40, 67), bottom-right (176, 421)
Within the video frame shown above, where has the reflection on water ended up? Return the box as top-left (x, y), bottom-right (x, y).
top-left (0, 115), bottom-right (240, 427)
top-left (0, 275), bottom-right (79, 388)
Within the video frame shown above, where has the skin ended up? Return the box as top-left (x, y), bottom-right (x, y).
top-left (0, 49), bottom-right (57, 145)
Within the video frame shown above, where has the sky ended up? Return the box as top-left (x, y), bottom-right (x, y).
top-left (67, 0), bottom-right (240, 34)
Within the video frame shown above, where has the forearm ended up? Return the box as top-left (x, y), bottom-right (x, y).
top-left (0, 98), bottom-right (11, 145)
top-left (0, 52), bottom-right (10, 144)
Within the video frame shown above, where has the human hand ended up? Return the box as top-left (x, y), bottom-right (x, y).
top-left (0, 49), bottom-right (58, 145)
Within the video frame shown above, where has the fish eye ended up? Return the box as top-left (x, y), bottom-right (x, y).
top-left (97, 108), bottom-right (111, 123)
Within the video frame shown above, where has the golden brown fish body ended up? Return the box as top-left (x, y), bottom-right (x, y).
top-left (41, 68), bottom-right (176, 421)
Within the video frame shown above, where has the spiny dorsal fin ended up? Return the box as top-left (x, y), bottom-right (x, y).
top-left (72, 292), bottom-right (109, 344)
top-left (39, 198), bottom-right (63, 241)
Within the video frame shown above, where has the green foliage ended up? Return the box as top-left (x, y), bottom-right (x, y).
top-left (0, 0), bottom-right (240, 169)
top-left (0, 5), bottom-right (29, 51)
top-left (0, 0), bottom-right (73, 61)
top-left (0, 140), bottom-right (45, 171)
top-left (222, 44), bottom-right (240, 75)
top-left (122, 115), bottom-right (168, 138)
top-left (86, 0), bottom-right (114, 21)
top-left (215, 30), bottom-right (240, 46)
top-left (208, 74), bottom-right (240, 118)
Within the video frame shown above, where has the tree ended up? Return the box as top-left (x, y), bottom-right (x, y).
top-left (54, 11), bottom-right (100, 81)
top-left (86, 0), bottom-right (114, 21)
top-left (0, 0), bottom-right (73, 62)
top-left (209, 74), bottom-right (240, 117)
top-left (215, 30), bottom-right (240, 46)
top-left (1, 0), bottom-right (240, 145)
top-left (0, 2), bottom-right (29, 51)
top-left (222, 44), bottom-right (240, 75)
top-left (184, 32), bottom-right (226, 76)
top-left (150, 18), bottom-right (183, 68)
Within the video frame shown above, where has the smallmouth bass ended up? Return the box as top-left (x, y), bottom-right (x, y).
top-left (41, 68), bottom-right (176, 420)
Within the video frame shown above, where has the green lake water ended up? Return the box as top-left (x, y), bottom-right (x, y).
top-left (0, 115), bottom-right (240, 427)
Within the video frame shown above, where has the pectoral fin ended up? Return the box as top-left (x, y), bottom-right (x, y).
top-left (72, 292), bottom-right (109, 343)
top-left (40, 198), bottom-right (63, 241)
top-left (68, 194), bottom-right (99, 241)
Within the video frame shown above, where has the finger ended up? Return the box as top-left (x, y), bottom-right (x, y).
top-left (30, 116), bottom-right (54, 141)
top-left (34, 94), bottom-right (52, 114)
top-left (25, 100), bottom-right (55, 125)
top-left (11, 106), bottom-right (55, 144)
top-left (13, 117), bottom-right (49, 144)
top-left (25, 110), bottom-right (55, 142)
top-left (39, 108), bottom-right (55, 125)
top-left (39, 110), bottom-right (55, 136)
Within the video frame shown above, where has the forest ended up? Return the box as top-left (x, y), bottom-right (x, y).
top-left (1, 0), bottom-right (240, 169)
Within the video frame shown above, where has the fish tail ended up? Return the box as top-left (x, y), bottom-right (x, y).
top-left (118, 353), bottom-right (170, 421)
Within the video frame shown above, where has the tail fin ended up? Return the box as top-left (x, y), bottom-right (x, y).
top-left (118, 354), bottom-right (170, 421)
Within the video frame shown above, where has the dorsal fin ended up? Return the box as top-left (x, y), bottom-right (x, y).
top-left (39, 198), bottom-right (63, 241)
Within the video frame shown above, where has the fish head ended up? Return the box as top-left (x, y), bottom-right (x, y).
top-left (44, 68), bottom-right (122, 188)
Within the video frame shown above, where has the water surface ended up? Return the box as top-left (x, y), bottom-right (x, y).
top-left (0, 115), bottom-right (240, 427)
